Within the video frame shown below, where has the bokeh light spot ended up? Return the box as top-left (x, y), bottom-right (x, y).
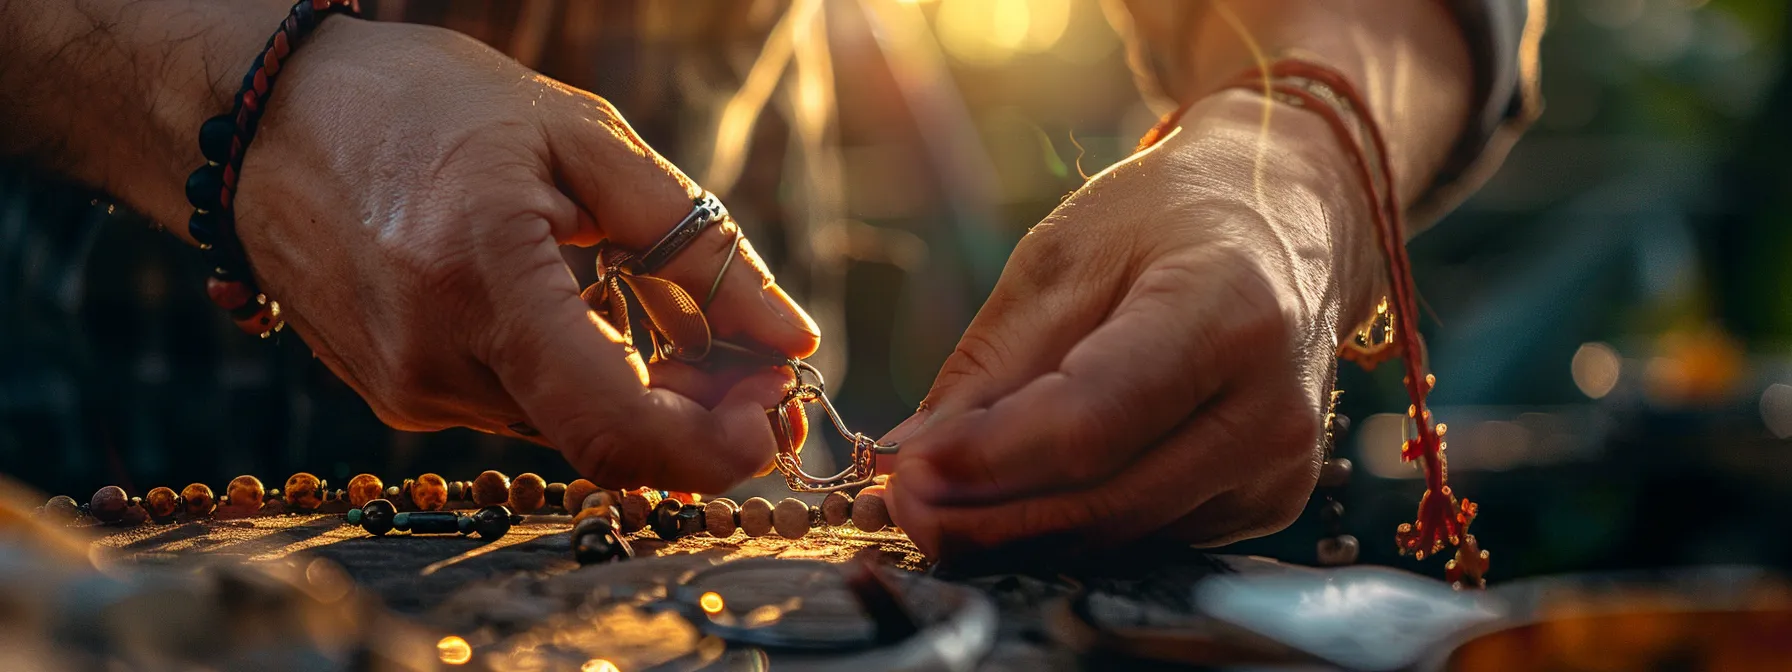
top-left (700, 591), bottom-right (726, 615)
top-left (1760, 384), bottom-right (1792, 439)
top-left (437, 636), bottom-right (472, 665)
top-left (582, 660), bottom-right (620, 672)
top-left (1572, 342), bottom-right (1622, 400)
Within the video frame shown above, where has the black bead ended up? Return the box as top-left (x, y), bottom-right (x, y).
top-left (199, 115), bottom-right (238, 164)
top-left (185, 165), bottom-right (225, 211)
top-left (405, 511), bottom-right (461, 535)
top-left (1319, 499), bottom-right (1344, 527)
top-left (1331, 414), bottom-right (1351, 442)
top-left (468, 505), bottom-right (512, 540)
top-left (650, 498), bottom-right (685, 540)
top-left (359, 499), bottom-right (397, 536)
top-left (674, 504), bottom-right (705, 538)
top-left (572, 517), bottom-right (633, 565)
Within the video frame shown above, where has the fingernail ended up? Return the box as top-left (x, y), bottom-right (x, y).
top-left (762, 284), bottom-right (820, 338)
top-left (878, 408), bottom-right (933, 446)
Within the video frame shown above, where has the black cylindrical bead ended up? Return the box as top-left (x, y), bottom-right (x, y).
top-left (402, 511), bottom-right (461, 535)
top-left (572, 517), bottom-right (632, 565)
top-left (674, 504), bottom-right (705, 538)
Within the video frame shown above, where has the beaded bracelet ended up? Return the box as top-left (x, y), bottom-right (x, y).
top-left (183, 0), bottom-right (361, 337)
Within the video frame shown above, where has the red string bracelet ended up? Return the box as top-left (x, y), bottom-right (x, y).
top-left (1138, 59), bottom-right (1488, 588)
top-left (183, 0), bottom-right (361, 337)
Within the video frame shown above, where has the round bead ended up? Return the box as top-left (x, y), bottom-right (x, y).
top-left (1317, 535), bottom-right (1360, 567)
top-left (393, 512), bottom-right (411, 530)
top-left (198, 115), bottom-right (237, 163)
top-left (144, 487), bottom-right (179, 522)
top-left (650, 498), bottom-right (686, 540)
top-left (180, 483), bottom-right (215, 517)
top-left (739, 497), bottom-right (775, 537)
top-left (189, 212), bottom-right (220, 247)
top-left (822, 492), bottom-right (853, 527)
top-left (573, 504), bottom-right (617, 528)
top-left (1331, 414), bottom-right (1352, 442)
top-left (359, 499), bottom-right (398, 536)
top-left (412, 473), bottom-right (448, 511)
top-left (773, 498), bottom-right (810, 539)
top-left (508, 473), bottom-right (547, 514)
top-left (544, 482), bottom-right (567, 510)
top-left (1319, 499), bottom-right (1344, 526)
top-left (258, 498), bottom-right (286, 516)
top-left (468, 505), bottom-right (513, 540)
top-left (563, 480), bottom-right (599, 514)
top-left (851, 485), bottom-right (890, 533)
top-left (472, 471), bottom-right (510, 507)
top-left (266, 488), bottom-right (281, 501)
top-left (620, 489), bottom-right (662, 534)
top-left (384, 485), bottom-right (401, 499)
top-left (42, 495), bottom-right (80, 523)
top-left (445, 480), bottom-right (466, 503)
top-left (704, 498), bottom-right (739, 538)
top-left (1318, 458), bottom-right (1353, 490)
top-left (572, 516), bottom-right (632, 565)
top-left (346, 474), bottom-right (383, 508)
top-left (184, 165), bottom-right (225, 211)
top-left (284, 472), bottom-right (322, 511)
top-left (89, 486), bottom-right (129, 523)
top-left (221, 476), bottom-right (264, 517)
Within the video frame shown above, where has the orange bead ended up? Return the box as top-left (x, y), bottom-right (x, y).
top-left (346, 474), bottom-right (383, 508)
top-left (412, 473), bottom-right (448, 511)
top-left (181, 483), bottom-right (215, 517)
top-left (508, 473), bottom-right (546, 514)
top-left (89, 486), bottom-right (129, 523)
top-left (145, 487), bottom-right (179, 521)
top-left (284, 472), bottom-right (322, 511)
top-left (472, 471), bottom-right (509, 507)
top-left (221, 475), bottom-right (264, 517)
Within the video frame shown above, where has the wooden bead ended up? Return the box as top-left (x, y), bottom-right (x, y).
top-left (704, 498), bottom-right (739, 538)
top-left (822, 492), bottom-right (853, 527)
top-left (259, 498), bottom-right (287, 516)
top-left (180, 483), bottom-right (215, 517)
top-left (1318, 458), bottom-right (1353, 489)
top-left (284, 472), bottom-right (323, 511)
top-left (620, 489), bottom-right (661, 534)
top-left (508, 473), bottom-right (547, 514)
top-left (773, 498), bottom-right (810, 539)
top-left (221, 476), bottom-right (263, 517)
top-left (1317, 535), bottom-right (1360, 566)
top-left (346, 474), bottom-right (383, 508)
top-left (472, 471), bottom-right (509, 507)
top-left (42, 495), bottom-right (80, 523)
top-left (90, 486), bottom-right (129, 523)
top-left (563, 480), bottom-right (599, 515)
top-left (739, 497), bottom-right (774, 537)
top-left (144, 487), bottom-right (179, 522)
top-left (851, 485), bottom-right (890, 532)
top-left (412, 474), bottom-right (448, 511)
top-left (544, 482), bottom-right (567, 510)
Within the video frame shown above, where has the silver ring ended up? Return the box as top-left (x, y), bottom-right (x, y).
top-left (611, 192), bottom-right (728, 275)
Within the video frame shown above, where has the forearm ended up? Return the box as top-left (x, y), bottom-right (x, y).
top-left (0, 0), bottom-right (290, 237)
top-left (1180, 0), bottom-right (1473, 209)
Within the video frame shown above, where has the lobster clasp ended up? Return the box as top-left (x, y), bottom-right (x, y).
top-left (770, 360), bottom-right (898, 492)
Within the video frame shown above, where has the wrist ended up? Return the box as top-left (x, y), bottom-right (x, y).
top-left (1152, 90), bottom-right (1387, 333)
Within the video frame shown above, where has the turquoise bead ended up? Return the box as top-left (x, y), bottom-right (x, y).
top-left (345, 508), bottom-right (363, 525)
top-left (393, 512), bottom-right (411, 530)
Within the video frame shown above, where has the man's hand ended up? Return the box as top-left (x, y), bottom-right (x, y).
top-left (882, 92), bottom-right (1391, 562)
top-left (0, 2), bottom-right (818, 493)
top-left (233, 19), bottom-right (819, 492)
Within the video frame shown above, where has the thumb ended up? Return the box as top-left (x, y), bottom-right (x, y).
top-left (544, 93), bottom-right (818, 360)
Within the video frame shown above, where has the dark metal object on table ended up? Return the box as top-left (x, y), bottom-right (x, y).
top-left (571, 516), bottom-right (633, 564)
